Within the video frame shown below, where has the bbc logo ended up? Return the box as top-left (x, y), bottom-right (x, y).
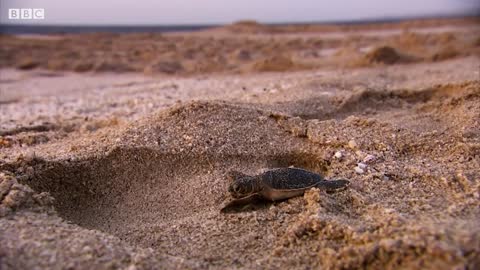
top-left (8, 9), bottom-right (45, 20)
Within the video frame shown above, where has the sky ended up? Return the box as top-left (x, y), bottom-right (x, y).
top-left (0, 0), bottom-right (479, 25)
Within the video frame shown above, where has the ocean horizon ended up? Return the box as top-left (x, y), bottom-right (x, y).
top-left (1, 14), bottom-right (476, 34)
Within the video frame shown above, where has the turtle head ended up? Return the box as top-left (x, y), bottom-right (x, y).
top-left (227, 171), bottom-right (259, 198)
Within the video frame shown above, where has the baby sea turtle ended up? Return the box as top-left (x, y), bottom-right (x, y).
top-left (221, 167), bottom-right (349, 212)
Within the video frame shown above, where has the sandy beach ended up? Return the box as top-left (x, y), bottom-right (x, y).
top-left (1, 18), bottom-right (480, 269)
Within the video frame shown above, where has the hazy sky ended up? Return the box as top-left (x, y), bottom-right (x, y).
top-left (1, 0), bottom-right (479, 25)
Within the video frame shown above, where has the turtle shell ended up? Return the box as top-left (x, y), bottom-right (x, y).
top-left (259, 168), bottom-right (325, 190)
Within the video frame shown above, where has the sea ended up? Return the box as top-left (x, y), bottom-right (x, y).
top-left (0, 14), bottom-right (475, 34)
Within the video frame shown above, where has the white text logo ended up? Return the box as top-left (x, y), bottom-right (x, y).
top-left (8, 9), bottom-right (45, 20)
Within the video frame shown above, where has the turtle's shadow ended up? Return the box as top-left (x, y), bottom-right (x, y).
top-left (220, 194), bottom-right (275, 213)
top-left (220, 189), bottom-right (346, 213)
top-left (221, 201), bottom-right (274, 213)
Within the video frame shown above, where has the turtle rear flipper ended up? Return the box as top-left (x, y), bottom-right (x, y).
top-left (315, 179), bottom-right (350, 191)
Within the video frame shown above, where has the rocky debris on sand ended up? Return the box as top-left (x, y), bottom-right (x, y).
top-left (354, 166), bottom-right (365, 174)
top-left (0, 172), bottom-right (54, 217)
top-left (357, 162), bottom-right (367, 170)
top-left (363, 154), bottom-right (376, 163)
top-left (348, 140), bottom-right (358, 149)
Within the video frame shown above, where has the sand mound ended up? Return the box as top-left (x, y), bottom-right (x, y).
top-left (3, 101), bottom-right (329, 267)
top-left (391, 31), bottom-right (428, 52)
top-left (251, 55), bottom-right (296, 72)
top-left (349, 45), bottom-right (421, 67)
top-left (225, 20), bottom-right (273, 34)
top-left (430, 45), bottom-right (460, 61)
top-left (474, 36), bottom-right (480, 47)
top-left (144, 59), bottom-right (184, 74)
top-left (12, 101), bottom-right (319, 243)
top-left (363, 46), bottom-right (407, 65)
top-left (72, 61), bottom-right (94, 72)
top-left (232, 49), bottom-right (252, 61)
top-left (15, 57), bottom-right (40, 70)
top-left (231, 20), bottom-right (262, 28)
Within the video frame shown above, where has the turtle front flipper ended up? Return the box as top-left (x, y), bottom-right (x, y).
top-left (220, 194), bottom-right (264, 213)
top-left (315, 179), bottom-right (350, 191)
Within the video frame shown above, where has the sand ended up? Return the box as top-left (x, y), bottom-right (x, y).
top-left (1, 18), bottom-right (480, 269)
